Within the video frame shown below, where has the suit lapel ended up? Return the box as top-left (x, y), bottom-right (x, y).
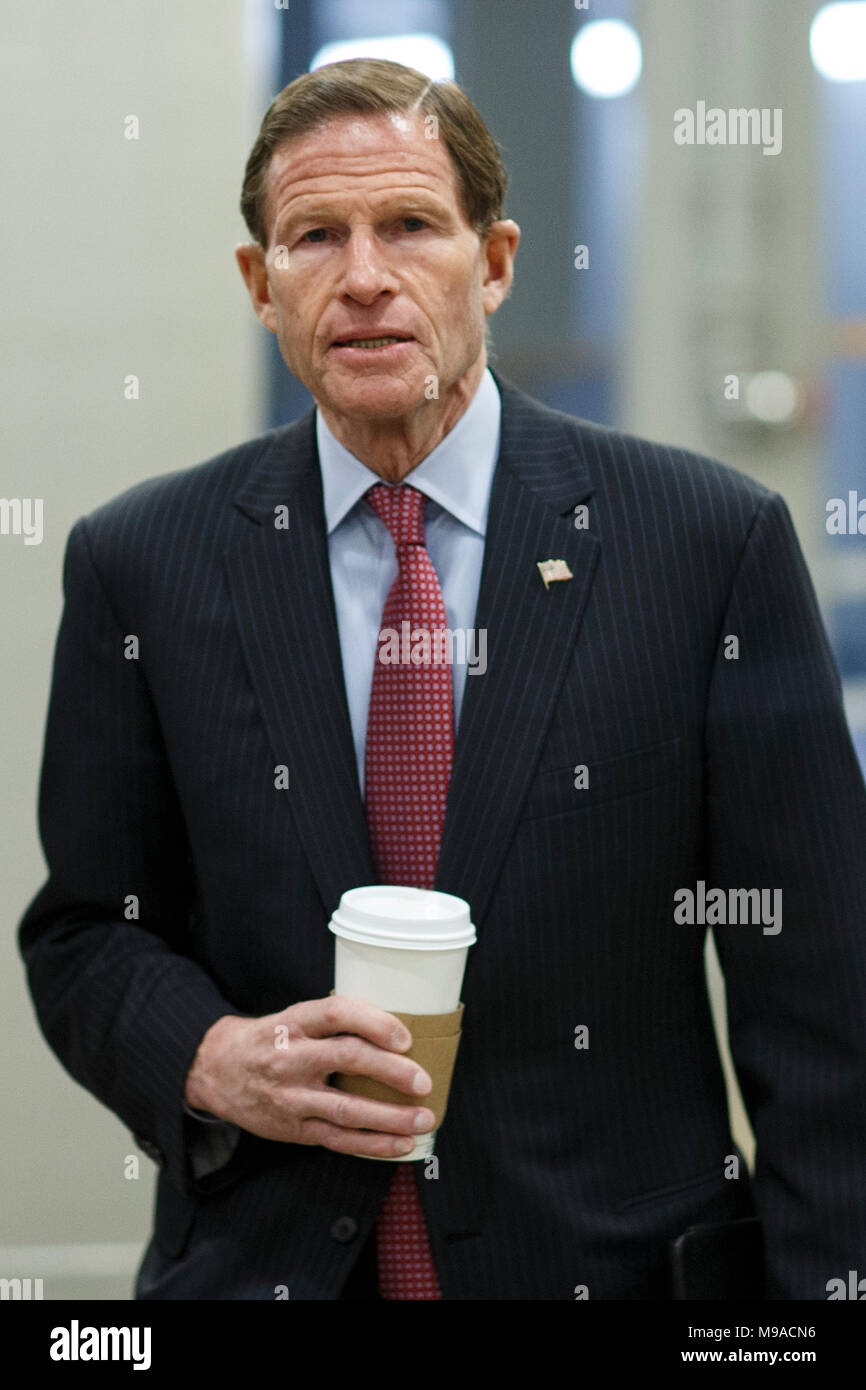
top-left (225, 413), bottom-right (375, 918)
top-left (224, 376), bottom-right (600, 928)
top-left (433, 374), bottom-right (600, 925)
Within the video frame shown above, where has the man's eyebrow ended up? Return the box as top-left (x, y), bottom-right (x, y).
top-left (276, 196), bottom-right (450, 234)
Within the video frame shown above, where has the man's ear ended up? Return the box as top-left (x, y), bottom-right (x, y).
top-left (235, 243), bottom-right (277, 334)
top-left (481, 219), bottom-right (520, 316)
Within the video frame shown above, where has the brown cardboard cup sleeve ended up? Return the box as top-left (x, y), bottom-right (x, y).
top-left (329, 997), bottom-right (465, 1129)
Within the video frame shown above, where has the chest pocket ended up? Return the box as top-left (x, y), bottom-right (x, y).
top-left (521, 736), bottom-right (688, 822)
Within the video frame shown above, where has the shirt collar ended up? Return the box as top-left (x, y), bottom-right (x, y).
top-left (316, 367), bottom-right (501, 537)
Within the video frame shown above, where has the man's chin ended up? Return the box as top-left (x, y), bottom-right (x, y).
top-left (318, 370), bottom-right (431, 421)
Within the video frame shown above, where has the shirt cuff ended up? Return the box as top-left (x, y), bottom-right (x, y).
top-left (183, 1103), bottom-right (242, 1178)
top-left (184, 1100), bottom-right (227, 1123)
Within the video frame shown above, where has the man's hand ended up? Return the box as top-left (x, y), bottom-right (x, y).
top-left (184, 997), bottom-right (436, 1159)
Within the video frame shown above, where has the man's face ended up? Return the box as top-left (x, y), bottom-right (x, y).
top-left (237, 110), bottom-right (517, 423)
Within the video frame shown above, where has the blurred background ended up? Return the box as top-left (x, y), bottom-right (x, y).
top-left (2, 0), bottom-right (864, 1297)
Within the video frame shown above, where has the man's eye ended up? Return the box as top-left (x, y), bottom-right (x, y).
top-left (402, 217), bottom-right (426, 232)
top-left (302, 228), bottom-right (329, 243)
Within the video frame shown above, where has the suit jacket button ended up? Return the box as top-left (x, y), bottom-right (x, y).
top-left (330, 1216), bottom-right (359, 1243)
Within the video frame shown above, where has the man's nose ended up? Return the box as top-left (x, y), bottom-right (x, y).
top-left (339, 228), bottom-right (398, 303)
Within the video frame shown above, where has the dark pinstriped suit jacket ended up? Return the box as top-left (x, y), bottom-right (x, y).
top-left (19, 371), bottom-right (866, 1300)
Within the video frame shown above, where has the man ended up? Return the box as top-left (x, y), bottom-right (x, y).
top-left (19, 59), bottom-right (866, 1301)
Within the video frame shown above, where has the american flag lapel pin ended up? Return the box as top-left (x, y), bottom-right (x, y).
top-left (537, 558), bottom-right (574, 589)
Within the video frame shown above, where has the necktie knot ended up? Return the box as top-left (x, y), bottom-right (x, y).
top-left (365, 483), bottom-right (426, 548)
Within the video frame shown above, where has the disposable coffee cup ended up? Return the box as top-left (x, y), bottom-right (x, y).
top-left (328, 885), bottom-right (476, 1161)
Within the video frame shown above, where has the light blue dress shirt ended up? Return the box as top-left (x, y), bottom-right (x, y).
top-left (319, 366), bottom-right (502, 797)
top-left (184, 367), bottom-right (502, 1173)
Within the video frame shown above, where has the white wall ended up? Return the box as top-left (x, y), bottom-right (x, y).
top-left (1, 0), bottom-right (272, 1298)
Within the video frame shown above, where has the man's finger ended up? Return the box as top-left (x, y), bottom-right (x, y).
top-left (322, 1035), bottom-right (431, 1096)
top-left (293, 994), bottom-right (413, 1051)
top-left (308, 1085), bottom-right (435, 1137)
top-left (299, 1116), bottom-right (420, 1160)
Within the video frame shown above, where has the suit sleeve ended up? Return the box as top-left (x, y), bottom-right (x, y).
top-left (18, 517), bottom-right (246, 1195)
top-left (704, 490), bottom-right (866, 1299)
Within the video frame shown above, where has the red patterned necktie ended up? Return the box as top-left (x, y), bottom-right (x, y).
top-left (363, 482), bottom-right (453, 1300)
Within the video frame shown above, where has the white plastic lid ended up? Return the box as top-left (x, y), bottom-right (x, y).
top-left (329, 885), bottom-right (476, 951)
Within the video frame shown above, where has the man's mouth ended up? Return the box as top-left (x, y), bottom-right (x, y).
top-left (332, 335), bottom-right (413, 350)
